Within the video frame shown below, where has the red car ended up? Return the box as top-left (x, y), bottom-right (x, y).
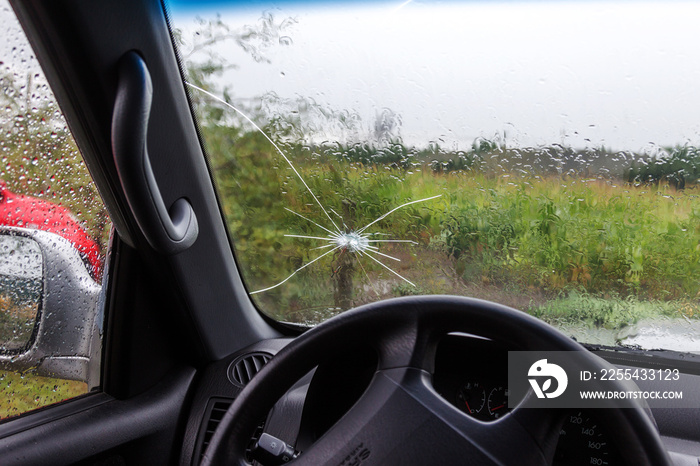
top-left (0, 182), bottom-right (102, 280)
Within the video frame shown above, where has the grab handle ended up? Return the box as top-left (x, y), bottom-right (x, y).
top-left (111, 51), bottom-right (198, 254)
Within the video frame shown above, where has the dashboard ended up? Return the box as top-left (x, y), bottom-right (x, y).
top-left (179, 335), bottom-right (700, 466)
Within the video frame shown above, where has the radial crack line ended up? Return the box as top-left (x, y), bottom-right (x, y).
top-left (284, 234), bottom-right (334, 241)
top-left (284, 208), bottom-right (338, 236)
top-left (364, 252), bottom-right (416, 287)
top-left (250, 245), bottom-right (343, 294)
top-left (357, 194), bottom-right (442, 234)
top-left (368, 249), bottom-right (401, 262)
top-left (329, 208), bottom-right (342, 219)
top-left (311, 243), bottom-right (337, 250)
top-left (329, 207), bottom-right (346, 222)
top-left (329, 207), bottom-right (349, 231)
top-left (366, 239), bottom-right (418, 244)
top-left (186, 82), bottom-right (341, 234)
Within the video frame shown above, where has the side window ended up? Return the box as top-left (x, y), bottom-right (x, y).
top-left (0, 1), bottom-right (111, 420)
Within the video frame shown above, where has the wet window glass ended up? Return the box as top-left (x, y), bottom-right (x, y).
top-left (169, 1), bottom-right (700, 352)
top-left (0, 0), bottom-right (111, 420)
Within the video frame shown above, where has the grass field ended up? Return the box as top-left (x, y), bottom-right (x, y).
top-left (0, 370), bottom-right (87, 419)
top-left (206, 134), bottom-right (700, 327)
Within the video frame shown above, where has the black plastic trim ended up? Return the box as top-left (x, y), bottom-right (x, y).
top-left (589, 345), bottom-right (700, 376)
top-left (0, 367), bottom-right (195, 465)
top-left (193, 397), bottom-right (234, 466)
top-left (0, 392), bottom-right (108, 438)
top-left (112, 51), bottom-right (199, 254)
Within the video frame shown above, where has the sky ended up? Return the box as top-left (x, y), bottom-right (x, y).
top-left (171, 1), bottom-right (700, 152)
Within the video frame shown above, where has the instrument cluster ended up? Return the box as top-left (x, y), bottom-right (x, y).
top-left (432, 334), bottom-right (622, 465)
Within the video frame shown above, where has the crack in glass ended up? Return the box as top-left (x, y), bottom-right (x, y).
top-left (187, 82), bottom-right (440, 296)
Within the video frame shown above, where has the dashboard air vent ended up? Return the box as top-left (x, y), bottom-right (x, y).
top-left (194, 398), bottom-right (266, 465)
top-left (228, 352), bottom-right (272, 387)
top-left (196, 398), bottom-right (232, 464)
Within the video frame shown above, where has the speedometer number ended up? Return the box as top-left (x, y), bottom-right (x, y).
top-left (554, 411), bottom-right (619, 465)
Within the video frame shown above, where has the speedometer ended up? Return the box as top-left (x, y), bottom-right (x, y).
top-left (553, 411), bottom-right (623, 465)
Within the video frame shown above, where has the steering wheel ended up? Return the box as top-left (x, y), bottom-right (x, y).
top-left (201, 295), bottom-right (671, 465)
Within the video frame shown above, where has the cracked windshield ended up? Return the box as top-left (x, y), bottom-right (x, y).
top-left (169, 0), bottom-right (700, 352)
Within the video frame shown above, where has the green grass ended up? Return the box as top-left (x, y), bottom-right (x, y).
top-left (201, 131), bottom-right (700, 328)
top-left (439, 175), bottom-right (700, 299)
top-left (0, 370), bottom-right (87, 420)
top-left (529, 291), bottom-right (691, 329)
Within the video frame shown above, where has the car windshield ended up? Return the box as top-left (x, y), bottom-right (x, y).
top-left (168, 0), bottom-right (700, 352)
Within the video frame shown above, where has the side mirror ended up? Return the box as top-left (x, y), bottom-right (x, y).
top-left (0, 227), bottom-right (102, 388)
